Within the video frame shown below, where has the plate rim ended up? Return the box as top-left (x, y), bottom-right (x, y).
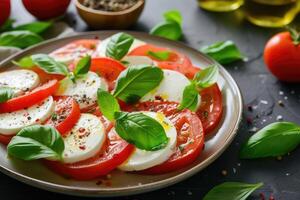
top-left (0, 31), bottom-right (243, 197)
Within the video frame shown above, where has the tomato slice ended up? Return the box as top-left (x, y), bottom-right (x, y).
top-left (90, 57), bottom-right (126, 90)
top-left (31, 67), bottom-right (65, 84)
top-left (129, 44), bottom-right (194, 79)
top-left (197, 84), bottom-right (223, 134)
top-left (46, 97), bottom-right (80, 136)
top-left (0, 80), bottom-right (59, 113)
top-left (44, 115), bottom-right (134, 180)
top-left (0, 134), bottom-right (13, 145)
top-left (124, 101), bottom-right (205, 174)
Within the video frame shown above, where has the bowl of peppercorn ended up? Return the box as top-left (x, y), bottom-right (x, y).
top-left (76, 0), bottom-right (145, 29)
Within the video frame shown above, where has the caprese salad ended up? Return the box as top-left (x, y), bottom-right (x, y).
top-left (0, 32), bottom-right (223, 180)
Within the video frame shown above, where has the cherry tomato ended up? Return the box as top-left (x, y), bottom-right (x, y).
top-left (128, 44), bottom-right (194, 79)
top-left (90, 57), bottom-right (126, 90)
top-left (44, 115), bottom-right (134, 180)
top-left (0, 0), bottom-right (10, 27)
top-left (22, 0), bottom-right (71, 20)
top-left (124, 101), bottom-right (205, 174)
top-left (0, 80), bottom-right (59, 113)
top-left (47, 97), bottom-right (80, 136)
top-left (264, 31), bottom-right (300, 82)
top-left (0, 134), bottom-right (13, 145)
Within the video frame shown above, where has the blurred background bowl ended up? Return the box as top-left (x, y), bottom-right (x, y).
top-left (75, 0), bottom-right (145, 29)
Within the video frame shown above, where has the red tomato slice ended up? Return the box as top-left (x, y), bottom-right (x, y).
top-left (44, 115), bottom-right (134, 180)
top-left (90, 57), bottom-right (126, 90)
top-left (197, 84), bottom-right (223, 134)
top-left (0, 134), bottom-right (13, 145)
top-left (46, 97), bottom-right (80, 136)
top-left (0, 80), bottom-right (59, 113)
top-left (129, 44), bottom-right (194, 79)
top-left (124, 101), bottom-right (205, 174)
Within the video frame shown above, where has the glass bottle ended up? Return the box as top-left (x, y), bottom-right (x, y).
top-left (198, 0), bottom-right (244, 12)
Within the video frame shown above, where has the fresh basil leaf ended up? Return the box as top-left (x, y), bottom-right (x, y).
top-left (163, 10), bottom-right (182, 25)
top-left (106, 32), bottom-right (134, 60)
top-left (150, 21), bottom-right (182, 41)
top-left (7, 125), bottom-right (64, 161)
top-left (113, 65), bottom-right (163, 103)
top-left (0, 30), bottom-right (43, 49)
top-left (73, 56), bottom-right (91, 78)
top-left (240, 122), bottom-right (300, 159)
top-left (0, 19), bottom-right (15, 32)
top-left (203, 182), bottom-right (263, 200)
top-left (97, 88), bottom-right (120, 121)
top-left (115, 112), bottom-right (169, 151)
top-left (178, 83), bottom-right (199, 112)
top-left (147, 51), bottom-right (170, 61)
top-left (14, 21), bottom-right (53, 34)
top-left (200, 41), bottom-right (244, 65)
top-left (31, 54), bottom-right (69, 75)
top-left (12, 56), bottom-right (34, 68)
top-left (0, 87), bottom-right (14, 103)
top-left (194, 65), bottom-right (219, 88)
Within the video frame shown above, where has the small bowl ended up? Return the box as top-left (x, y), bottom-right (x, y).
top-left (75, 0), bottom-right (145, 29)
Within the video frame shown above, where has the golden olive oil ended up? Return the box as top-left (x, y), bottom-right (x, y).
top-left (198, 0), bottom-right (244, 12)
top-left (244, 0), bottom-right (299, 27)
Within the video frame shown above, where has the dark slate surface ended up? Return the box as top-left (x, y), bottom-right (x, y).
top-left (2, 0), bottom-right (300, 199)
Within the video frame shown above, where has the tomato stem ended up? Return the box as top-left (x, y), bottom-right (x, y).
top-left (287, 26), bottom-right (300, 46)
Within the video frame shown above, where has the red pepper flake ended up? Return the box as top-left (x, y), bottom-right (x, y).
top-left (79, 127), bottom-right (85, 133)
top-left (79, 145), bottom-right (86, 150)
top-left (35, 118), bottom-right (40, 122)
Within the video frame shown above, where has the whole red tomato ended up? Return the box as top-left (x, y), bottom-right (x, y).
top-left (264, 31), bottom-right (300, 82)
top-left (0, 0), bottom-right (10, 27)
top-left (22, 0), bottom-right (71, 20)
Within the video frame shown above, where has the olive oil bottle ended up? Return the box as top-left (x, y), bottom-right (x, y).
top-left (198, 0), bottom-right (244, 12)
top-left (244, 0), bottom-right (300, 27)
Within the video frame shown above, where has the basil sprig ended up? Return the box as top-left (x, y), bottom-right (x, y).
top-left (0, 30), bottom-right (43, 49)
top-left (150, 10), bottom-right (183, 41)
top-left (113, 65), bottom-right (163, 104)
top-left (203, 182), bottom-right (263, 200)
top-left (14, 21), bottom-right (52, 34)
top-left (14, 54), bottom-right (91, 81)
top-left (0, 87), bottom-right (14, 103)
top-left (106, 32), bottom-right (134, 60)
top-left (200, 41), bottom-right (244, 65)
top-left (97, 89), bottom-right (168, 151)
top-left (240, 122), bottom-right (300, 159)
top-left (7, 125), bottom-right (64, 161)
top-left (147, 50), bottom-right (170, 61)
top-left (178, 65), bottom-right (219, 111)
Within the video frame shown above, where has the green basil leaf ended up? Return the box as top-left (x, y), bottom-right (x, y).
top-left (73, 56), bottom-right (91, 78)
top-left (0, 87), bottom-right (14, 103)
top-left (12, 56), bottom-right (34, 68)
top-left (163, 10), bottom-right (182, 25)
top-left (0, 19), bottom-right (15, 32)
top-left (113, 65), bottom-right (163, 103)
top-left (31, 54), bottom-right (69, 75)
top-left (106, 32), bottom-right (134, 60)
top-left (178, 83), bottom-right (199, 112)
top-left (0, 30), bottom-right (43, 49)
top-left (14, 21), bottom-right (53, 34)
top-left (147, 50), bottom-right (170, 61)
top-left (203, 182), bottom-right (263, 200)
top-left (194, 65), bottom-right (219, 88)
top-left (7, 125), bottom-right (64, 161)
top-left (200, 41), bottom-right (244, 65)
top-left (150, 21), bottom-right (182, 41)
top-left (240, 122), bottom-right (300, 159)
top-left (97, 88), bottom-right (120, 121)
top-left (115, 112), bottom-right (169, 151)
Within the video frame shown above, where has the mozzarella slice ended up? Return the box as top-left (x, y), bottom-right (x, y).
top-left (141, 69), bottom-right (201, 106)
top-left (0, 69), bottom-right (40, 97)
top-left (0, 96), bottom-right (54, 135)
top-left (122, 56), bottom-right (154, 67)
top-left (94, 38), bottom-right (146, 58)
top-left (55, 72), bottom-right (108, 110)
top-left (118, 111), bottom-right (177, 171)
top-left (62, 113), bottom-right (106, 164)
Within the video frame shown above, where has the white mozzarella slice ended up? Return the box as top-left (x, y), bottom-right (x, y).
top-left (0, 96), bottom-right (54, 135)
top-left (62, 113), bottom-right (106, 163)
top-left (0, 69), bottom-right (40, 97)
top-left (94, 38), bottom-right (146, 58)
top-left (121, 56), bottom-right (154, 67)
top-left (118, 111), bottom-right (177, 171)
top-left (141, 69), bottom-right (201, 107)
top-left (55, 72), bottom-right (108, 110)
